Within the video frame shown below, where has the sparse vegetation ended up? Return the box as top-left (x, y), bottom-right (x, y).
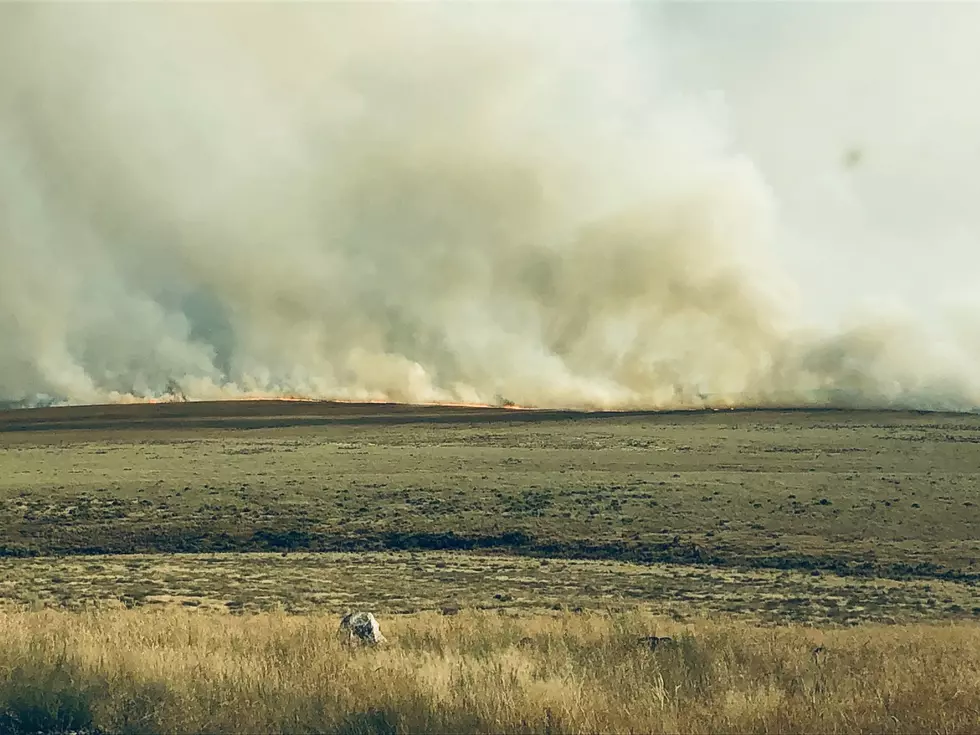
top-left (0, 551), bottom-right (975, 625)
top-left (2, 402), bottom-right (979, 732)
top-left (1, 404), bottom-right (978, 583)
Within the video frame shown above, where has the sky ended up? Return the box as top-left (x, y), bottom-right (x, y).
top-left (659, 2), bottom-right (980, 323)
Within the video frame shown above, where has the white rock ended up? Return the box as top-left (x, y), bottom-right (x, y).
top-left (339, 611), bottom-right (388, 646)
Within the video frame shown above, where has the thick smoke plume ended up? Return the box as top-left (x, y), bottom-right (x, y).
top-left (1, 4), bottom-right (978, 411)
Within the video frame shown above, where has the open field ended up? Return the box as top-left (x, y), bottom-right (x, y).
top-left (1, 401), bottom-right (979, 582)
top-left (2, 402), bottom-right (980, 733)
top-left (1, 551), bottom-right (977, 626)
top-left (1, 609), bottom-right (978, 735)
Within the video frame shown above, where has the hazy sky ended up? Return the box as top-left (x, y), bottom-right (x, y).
top-left (1, 2), bottom-right (978, 410)
top-left (658, 2), bottom-right (980, 323)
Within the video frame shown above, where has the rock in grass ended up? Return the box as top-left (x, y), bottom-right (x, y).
top-left (339, 611), bottom-right (388, 646)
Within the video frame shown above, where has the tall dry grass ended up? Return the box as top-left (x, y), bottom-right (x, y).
top-left (0, 608), bottom-right (977, 734)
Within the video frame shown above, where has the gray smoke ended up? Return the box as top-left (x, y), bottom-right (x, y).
top-left (1, 3), bottom-right (978, 411)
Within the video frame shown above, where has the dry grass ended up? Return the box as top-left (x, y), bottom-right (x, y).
top-left (0, 608), bottom-right (978, 734)
top-left (2, 407), bottom-right (979, 732)
top-left (1, 551), bottom-right (976, 625)
top-left (3, 408), bottom-right (980, 582)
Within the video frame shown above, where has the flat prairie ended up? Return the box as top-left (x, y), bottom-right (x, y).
top-left (1, 401), bottom-right (979, 583)
top-left (1, 402), bottom-right (979, 733)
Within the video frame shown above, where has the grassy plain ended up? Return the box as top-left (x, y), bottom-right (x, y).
top-left (0, 551), bottom-right (977, 625)
top-left (1, 609), bottom-right (979, 735)
top-left (1, 402), bottom-right (979, 581)
top-left (1, 401), bottom-right (979, 733)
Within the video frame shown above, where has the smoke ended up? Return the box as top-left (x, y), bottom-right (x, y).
top-left (1, 3), bottom-right (978, 411)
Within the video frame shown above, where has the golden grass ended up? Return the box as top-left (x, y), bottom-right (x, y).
top-left (5, 551), bottom-right (974, 625)
top-left (0, 609), bottom-right (978, 734)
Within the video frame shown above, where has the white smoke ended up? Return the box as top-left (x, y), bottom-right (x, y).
top-left (0, 3), bottom-right (978, 411)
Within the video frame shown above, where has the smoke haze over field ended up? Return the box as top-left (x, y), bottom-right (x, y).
top-left (1, 3), bottom-right (979, 411)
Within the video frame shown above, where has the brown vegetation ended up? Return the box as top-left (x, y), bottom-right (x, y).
top-left (0, 550), bottom-right (975, 625)
top-left (2, 404), bottom-right (979, 732)
top-left (0, 608), bottom-right (978, 734)
top-left (2, 404), bottom-right (979, 585)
